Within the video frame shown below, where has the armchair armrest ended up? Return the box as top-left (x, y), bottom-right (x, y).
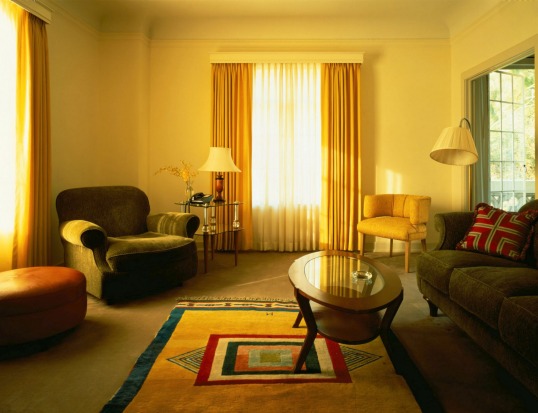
top-left (59, 220), bottom-right (107, 249)
top-left (409, 196), bottom-right (431, 225)
top-left (147, 212), bottom-right (200, 238)
top-left (433, 212), bottom-right (474, 250)
top-left (59, 220), bottom-right (111, 274)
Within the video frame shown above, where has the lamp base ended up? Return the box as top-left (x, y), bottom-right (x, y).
top-left (214, 175), bottom-right (225, 202)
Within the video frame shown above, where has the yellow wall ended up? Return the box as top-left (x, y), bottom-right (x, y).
top-left (46, 2), bottom-right (537, 263)
top-left (450, 1), bottom-right (538, 211)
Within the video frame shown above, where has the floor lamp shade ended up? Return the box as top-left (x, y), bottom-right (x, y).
top-left (199, 147), bottom-right (241, 202)
top-left (430, 119), bottom-right (478, 166)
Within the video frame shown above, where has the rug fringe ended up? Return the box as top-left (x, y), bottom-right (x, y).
top-left (176, 296), bottom-right (298, 304)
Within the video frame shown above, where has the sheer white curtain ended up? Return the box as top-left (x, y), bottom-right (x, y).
top-left (251, 63), bottom-right (321, 251)
top-left (0, 0), bottom-right (51, 270)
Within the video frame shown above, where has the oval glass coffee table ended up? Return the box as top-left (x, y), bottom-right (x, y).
top-left (288, 250), bottom-right (403, 373)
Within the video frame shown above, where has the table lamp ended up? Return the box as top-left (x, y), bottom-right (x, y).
top-left (198, 147), bottom-right (241, 202)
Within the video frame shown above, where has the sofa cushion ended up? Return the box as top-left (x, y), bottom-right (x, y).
top-left (107, 232), bottom-right (194, 272)
top-left (449, 266), bottom-right (538, 330)
top-left (499, 296), bottom-right (538, 367)
top-left (416, 250), bottom-right (528, 294)
top-left (456, 203), bottom-right (538, 261)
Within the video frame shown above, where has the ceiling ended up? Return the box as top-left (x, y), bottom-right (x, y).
top-left (51, 0), bottom-right (505, 38)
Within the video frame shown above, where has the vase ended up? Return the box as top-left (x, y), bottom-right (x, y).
top-left (185, 182), bottom-right (194, 202)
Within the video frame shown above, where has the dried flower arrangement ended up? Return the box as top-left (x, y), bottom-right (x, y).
top-left (155, 161), bottom-right (198, 183)
top-left (155, 161), bottom-right (199, 199)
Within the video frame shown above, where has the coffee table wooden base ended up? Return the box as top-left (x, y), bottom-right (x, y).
top-left (292, 289), bottom-right (404, 373)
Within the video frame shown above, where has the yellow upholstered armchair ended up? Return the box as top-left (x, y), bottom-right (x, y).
top-left (357, 194), bottom-right (431, 272)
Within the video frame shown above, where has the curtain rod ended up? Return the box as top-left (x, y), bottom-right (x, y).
top-left (210, 52), bottom-right (364, 64)
top-left (11, 0), bottom-right (52, 23)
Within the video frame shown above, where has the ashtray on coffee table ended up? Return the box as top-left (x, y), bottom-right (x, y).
top-left (288, 250), bottom-right (403, 373)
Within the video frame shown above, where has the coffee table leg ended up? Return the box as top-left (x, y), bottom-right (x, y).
top-left (379, 290), bottom-right (404, 373)
top-left (293, 292), bottom-right (317, 373)
top-left (292, 312), bottom-right (303, 328)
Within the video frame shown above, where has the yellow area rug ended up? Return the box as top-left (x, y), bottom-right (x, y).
top-left (102, 299), bottom-right (421, 413)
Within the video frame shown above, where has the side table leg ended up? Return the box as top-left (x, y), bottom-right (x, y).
top-left (210, 234), bottom-right (215, 260)
top-left (202, 232), bottom-right (209, 274)
top-left (234, 230), bottom-right (239, 266)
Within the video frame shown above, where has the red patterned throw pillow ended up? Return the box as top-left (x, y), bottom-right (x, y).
top-left (456, 203), bottom-right (538, 261)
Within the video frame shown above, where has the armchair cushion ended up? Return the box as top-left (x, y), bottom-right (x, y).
top-left (357, 217), bottom-right (427, 241)
top-left (107, 233), bottom-right (193, 272)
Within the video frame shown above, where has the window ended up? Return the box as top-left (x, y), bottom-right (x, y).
top-left (0, 0), bottom-right (22, 267)
top-left (251, 63), bottom-right (321, 251)
top-left (0, 0), bottom-right (51, 269)
top-left (489, 66), bottom-right (535, 211)
top-left (471, 55), bottom-right (535, 212)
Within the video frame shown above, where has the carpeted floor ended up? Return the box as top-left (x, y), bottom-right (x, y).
top-left (0, 251), bottom-right (536, 412)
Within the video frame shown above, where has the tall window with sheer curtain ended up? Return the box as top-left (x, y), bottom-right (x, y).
top-left (0, 0), bottom-right (51, 270)
top-left (251, 63), bottom-right (321, 251)
top-left (211, 59), bottom-right (361, 253)
top-left (0, 0), bottom-right (19, 269)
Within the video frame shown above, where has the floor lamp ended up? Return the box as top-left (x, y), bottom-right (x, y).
top-left (430, 118), bottom-right (478, 166)
top-left (430, 118), bottom-right (479, 209)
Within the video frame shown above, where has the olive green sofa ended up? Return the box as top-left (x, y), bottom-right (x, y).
top-left (416, 200), bottom-right (538, 398)
top-left (56, 186), bottom-right (200, 303)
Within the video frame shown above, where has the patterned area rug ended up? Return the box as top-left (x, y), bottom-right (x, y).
top-left (101, 298), bottom-right (421, 413)
top-left (195, 334), bottom-right (352, 385)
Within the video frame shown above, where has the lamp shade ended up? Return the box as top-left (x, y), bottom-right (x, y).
top-left (198, 147), bottom-right (241, 173)
top-left (430, 121), bottom-right (478, 166)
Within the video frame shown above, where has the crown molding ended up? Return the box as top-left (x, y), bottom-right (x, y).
top-left (11, 0), bottom-right (52, 23)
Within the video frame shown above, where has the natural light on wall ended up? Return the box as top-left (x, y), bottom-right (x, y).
top-left (383, 168), bottom-right (403, 194)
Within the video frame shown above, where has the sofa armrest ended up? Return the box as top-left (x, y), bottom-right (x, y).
top-left (409, 196), bottom-right (431, 225)
top-left (60, 220), bottom-right (107, 249)
top-left (147, 212), bottom-right (200, 238)
top-left (433, 212), bottom-right (474, 250)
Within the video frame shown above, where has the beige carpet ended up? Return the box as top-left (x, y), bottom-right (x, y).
top-left (103, 299), bottom-right (421, 413)
top-left (0, 251), bottom-right (536, 412)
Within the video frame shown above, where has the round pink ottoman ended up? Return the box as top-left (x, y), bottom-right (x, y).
top-left (0, 267), bottom-right (87, 346)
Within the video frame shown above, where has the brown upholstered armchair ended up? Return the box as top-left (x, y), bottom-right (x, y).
top-left (56, 186), bottom-right (200, 302)
top-left (357, 194), bottom-right (431, 273)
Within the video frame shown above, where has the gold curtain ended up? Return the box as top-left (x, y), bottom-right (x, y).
top-left (0, 0), bottom-right (51, 270)
top-left (211, 63), bottom-right (253, 250)
top-left (320, 63), bottom-right (361, 251)
top-left (27, 14), bottom-right (51, 266)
